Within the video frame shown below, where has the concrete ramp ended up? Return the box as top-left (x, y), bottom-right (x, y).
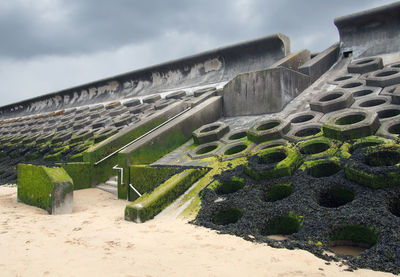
top-left (0, 34), bottom-right (289, 118)
top-left (334, 2), bottom-right (400, 58)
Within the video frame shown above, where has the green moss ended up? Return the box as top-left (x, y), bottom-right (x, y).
top-left (329, 225), bottom-right (378, 246)
top-left (129, 165), bottom-right (179, 201)
top-left (244, 146), bottom-right (302, 180)
top-left (84, 118), bottom-right (165, 163)
top-left (213, 207), bottom-right (242, 225)
top-left (298, 137), bottom-right (338, 159)
top-left (125, 168), bottom-right (208, 222)
top-left (209, 176), bottom-right (245, 194)
top-left (17, 164), bottom-right (73, 214)
top-left (300, 157), bottom-right (341, 178)
top-left (196, 144), bottom-right (218, 155)
top-left (345, 144), bottom-right (400, 189)
top-left (68, 153), bottom-right (83, 162)
top-left (128, 130), bottom-right (188, 165)
top-left (339, 136), bottom-right (393, 158)
top-left (62, 162), bottom-right (92, 190)
top-left (264, 183), bottom-right (293, 202)
top-left (263, 212), bottom-right (302, 235)
top-left (180, 157), bottom-right (248, 220)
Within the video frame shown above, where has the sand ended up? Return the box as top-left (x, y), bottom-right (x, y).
top-left (0, 187), bottom-right (395, 277)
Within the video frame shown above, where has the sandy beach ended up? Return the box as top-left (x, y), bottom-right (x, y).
top-left (0, 186), bottom-right (395, 277)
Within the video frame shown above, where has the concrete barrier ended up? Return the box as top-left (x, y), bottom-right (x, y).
top-left (0, 34), bottom-right (289, 118)
top-left (334, 2), bottom-right (400, 58)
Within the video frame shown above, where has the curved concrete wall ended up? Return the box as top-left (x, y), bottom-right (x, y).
top-left (334, 2), bottom-right (400, 58)
top-left (0, 34), bottom-right (289, 118)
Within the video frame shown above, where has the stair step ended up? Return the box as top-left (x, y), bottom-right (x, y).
top-left (105, 180), bottom-right (118, 187)
top-left (97, 184), bottom-right (118, 196)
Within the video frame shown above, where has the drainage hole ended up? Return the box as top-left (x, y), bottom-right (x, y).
top-left (294, 127), bottom-right (321, 137)
top-left (376, 70), bottom-right (398, 77)
top-left (353, 89), bottom-right (373, 97)
top-left (291, 114), bottom-right (314, 124)
top-left (300, 141), bottom-right (330, 155)
top-left (377, 109), bottom-right (400, 119)
top-left (329, 225), bottom-right (378, 256)
top-left (213, 207), bottom-right (242, 225)
top-left (389, 123), bottom-right (400, 134)
top-left (320, 93), bottom-right (342, 102)
top-left (318, 187), bottom-right (354, 208)
top-left (262, 214), bottom-right (302, 236)
top-left (260, 150), bottom-right (287, 164)
top-left (257, 121), bottom-right (280, 131)
top-left (228, 131), bottom-right (247, 140)
top-left (365, 150), bottom-right (400, 166)
top-left (224, 144), bottom-right (247, 155)
top-left (308, 160), bottom-right (341, 178)
top-left (335, 114), bottom-right (365, 125)
top-left (359, 99), bottom-right (386, 107)
top-left (342, 82), bottom-right (363, 89)
top-left (349, 141), bottom-right (381, 154)
top-left (264, 183), bottom-right (293, 202)
top-left (215, 177), bottom-right (245, 195)
top-left (389, 197), bottom-right (400, 217)
top-left (355, 59), bottom-right (374, 65)
top-left (196, 144), bottom-right (218, 155)
top-left (201, 124), bottom-right (220, 133)
top-left (334, 75), bottom-right (352, 82)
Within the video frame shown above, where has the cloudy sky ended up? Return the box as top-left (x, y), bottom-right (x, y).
top-left (0, 0), bottom-right (394, 106)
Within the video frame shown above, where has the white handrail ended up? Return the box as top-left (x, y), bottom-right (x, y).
top-left (129, 183), bottom-right (142, 197)
top-left (112, 165), bottom-right (124, 184)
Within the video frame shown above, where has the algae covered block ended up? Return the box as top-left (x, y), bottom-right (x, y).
top-left (17, 164), bottom-right (74, 214)
top-left (62, 162), bottom-right (92, 190)
top-left (125, 168), bottom-right (207, 222)
top-left (129, 165), bottom-right (179, 201)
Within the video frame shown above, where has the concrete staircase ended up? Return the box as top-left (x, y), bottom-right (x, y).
top-left (96, 176), bottom-right (118, 197)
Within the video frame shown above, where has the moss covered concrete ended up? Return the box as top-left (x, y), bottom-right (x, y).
top-left (17, 164), bottom-right (73, 214)
top-left (125, 168), bottom-right (208, 222)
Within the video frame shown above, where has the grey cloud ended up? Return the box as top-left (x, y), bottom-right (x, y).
top-left (0, 0), bottom-right (396, 60)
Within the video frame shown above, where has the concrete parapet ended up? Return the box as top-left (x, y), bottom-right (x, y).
top-left (222, 67), bottom-right (310, 116)
top-left (298, 43), bottom-right (340, 83)
top-left (0, 34), bottom-right (289, 118)
top-left (334, 2), bottom-right (400, 57)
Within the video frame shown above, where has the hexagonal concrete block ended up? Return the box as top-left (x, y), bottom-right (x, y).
top-left (380, 84), bottom-right (400, 104)
top-left (351, 86), bottom-right (381, 98)
top-left (351, 95), bottom-right (391, 109)
top-left (192, 121), bottom-right (230, 144)
top-left (284, 123), bottom-right (323, 143)
top-left (338, 79), bottom-right (366, 90)
top-left (310, 89), bottom-right (354, 113)
top-left (287, 110), bottom-right (323, 125)
top-left (345, 144), bottom-right (400, 189)
top-left (373, 104), bottom-right (400, 122)
top-left (188, 142), bottom-right (221, 159)
top-left (375, 118), bottom-right (400, 140)
top-left (322, 109), bottom-right (380, 141)
top-left (328, 73), bottom-right (360, 85)
top-left (220, 129), bottom-right (248, 144)
top-left (366, 68), bottom-right (400, 87)
top-left (247, 118), bottom-right (290, 144)
top-left (347, 57), bottom-right (383, 74)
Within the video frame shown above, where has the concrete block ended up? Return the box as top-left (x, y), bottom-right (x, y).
top-left (222, 67), bottom-right (310, 117)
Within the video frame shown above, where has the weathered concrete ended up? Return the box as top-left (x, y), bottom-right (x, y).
top-left (334, 2), bottom-right (400, 58)
top-left (271, 49), bottom-right (311, 71)
top-left (222, 67), bottom-right (310, 117)
top-left (298, 43), bottom-right (340, 83)
top-left (0, 34), bottom-right (289, 118)
top-left (119, 96), bottom-right (223, 165)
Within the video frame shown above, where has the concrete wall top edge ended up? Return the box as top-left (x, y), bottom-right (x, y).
top-left (0, 33), bottom-right (289, 117)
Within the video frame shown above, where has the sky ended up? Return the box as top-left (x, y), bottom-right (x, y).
top-left (0, 0), bottom-right (395, 106)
